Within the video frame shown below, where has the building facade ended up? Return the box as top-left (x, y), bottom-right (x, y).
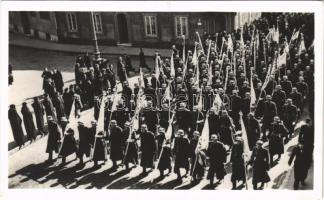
top-left (9, 12), bottom-right (260, 48)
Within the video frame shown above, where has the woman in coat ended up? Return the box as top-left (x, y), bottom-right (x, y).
top-left (59, 128), bottom-right (78, 164)
top-left (32, 97), bottom-right (46, 136)
top-left (46, 116), bottom-right (62, 162)
top-left (21, 102), bottom-right (37, 142)
top-left (8, 104), bottom-right (25, 149)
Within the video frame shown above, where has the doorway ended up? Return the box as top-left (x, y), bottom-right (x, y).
top-left (117, 13), bottom-right (129, 43)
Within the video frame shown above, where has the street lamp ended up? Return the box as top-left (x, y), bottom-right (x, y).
top-left (90, 12), bottom-right (101, 62)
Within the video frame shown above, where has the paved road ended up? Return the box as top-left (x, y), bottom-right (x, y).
top-left (9, 107), bottom-right (313, 190)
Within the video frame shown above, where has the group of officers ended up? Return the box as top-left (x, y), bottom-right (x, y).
top-left (8, 13), bottom-right (314, 190)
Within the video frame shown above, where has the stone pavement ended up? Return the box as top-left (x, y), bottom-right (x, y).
top-left (9, 33), bottom-right (171, 57)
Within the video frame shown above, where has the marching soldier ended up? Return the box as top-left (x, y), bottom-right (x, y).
top-left (246, 113), bottom-right (261, 149)
top-left (77, 121), bottom-right (92, 166)
top-left (173, 129), bottom-right (190, 181)
top-left (288, 141), bottom-right (311, 190)
top-left (123, 122), bottom-right (139, 170)
top-left (282, 99), bottom-right (298, 140)
top-left (139, 124), bottom-right (156, 174)
top-left (218, 110), bottom-right (234, 147)
top-left (207, 134), bottom-right (227, 186)
top-left (108, 120), bottom-right (124, 170)
top-left (249, 140), bottom-right (270, 190)
top-left (46, 116), bottom-right (62, 162)
top-left (190, 131), bottom-right (206, 183)
top-left (59, 128), bottom-right (78, 165)
top-left (261, 95), bottom-right (277, 140)
top-left (230, 134), bottom-right (246, 189)
top-left (141, 101), bottom-right (158, 133)
top-left (92, 131), bottom-right (107, 168)
top-left (157, 139), bottom-right (172, 177)
top-left (268, 116), bottom-right (288, 166)
top-left (272, 85), bottom-right (286, 119)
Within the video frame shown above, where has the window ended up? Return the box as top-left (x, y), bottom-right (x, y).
top-left (39, 12), bottom-right (50, 20)
top-left (175, 16), bottom-right (188, 38)
top-left (93, 13), bottom-right (103, 34)
top-left (66, 13), bottom-right (78, 32)
top-left (144, 15), bottom-right (157, 37)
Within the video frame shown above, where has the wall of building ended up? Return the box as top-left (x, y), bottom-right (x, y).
top-left (9, 11), bottom-right (237, 48)
top-left (234, 12), bottom-right (262, 29)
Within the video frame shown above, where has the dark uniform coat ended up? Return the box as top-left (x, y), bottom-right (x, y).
top-left (157, 145), bottom-right (172, 171)
top-left (230, 140), bottom-right (246, 182)
top-left (207, 141), bottom-right (227, 180)
top-left (77, 124), bottom-right (92, 158)
top-left (140, 130), bottom-right (156, 168)
top-left (8, 107), bottom-right (25, 147)
top-left (282, 104), bottom-right (298, 134)
top-left (109, 126), bottom-right (124, 161)
top-left (288, 145), bottom-right (310, 181)
top-left (92, 135), bottom-right (107, 162)
top-left (59, 130), bottom-right (77, 157)
top-left (32, 100), bottom-right (46, 134)
top-left (46, 121), bottom-right (61, 153)
top-left (246, 116), bottom-right (261, 149)
top-left (21, 105), bottom-right (37, 141)
top-left (249, 147), bottom-right (270, 185)
top-left (173, 136), bottom-right (190, 172)
top-left (269, 122), bottom-right (288, 155)
top-left (123, 128), bottom-right (139, 165)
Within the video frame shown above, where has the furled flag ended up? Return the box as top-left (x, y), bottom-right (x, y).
top-left (240, 28), bottom-right (245, 49)
top-left (212, 93), bottom-right (223, 114)
top-left (192, 43), bottom-right (198, 66)
top-left (266, 28), bottom-right (274, 43)
top-left (182, 35), bottom-right (186, 62)
top-left (227, 34), bottom-right (234, 53)
top-left (273, 26), bottom-right (279, 43)
top-left (195, 114), bottom-right (210, 152)
top-left (277, 51), bottom-right (287, 67)
top-left (197, 91), bottom-right (203, 112)
top-left (139, 68), bottom-right (145, 88)
top-left (250, 78), bottom-right (256, 108)
top-left (196, 31), bottom-right (205, 55)
top-left (239, 112), bottom-right (251, 153)
top-left (165, 114), bottom-right (175, 141)
top-left (170, 52), bottom-right (175, 77)
top-left (96, 95), bottom-right (107, 135)
top-left (290, 29), bottom-right (299, 42)
top-left (163, 82), bottom-right (172, 101)
top-left (155, 55), bottom-right (160, 79)
top-left (298, 34), bottom-right (306, 56)
top-left (67, 99), bottom-right (79, 141)
top-left (261, 64), bottom-right (273, 91)
top-left (206, 40), bottom-right (212, 64)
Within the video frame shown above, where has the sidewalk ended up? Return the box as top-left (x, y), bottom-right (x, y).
top-left (9, 33), bottom-right (171, 57)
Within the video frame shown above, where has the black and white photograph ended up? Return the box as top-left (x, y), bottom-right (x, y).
top-left (1, 1), bottom-right (323, 198)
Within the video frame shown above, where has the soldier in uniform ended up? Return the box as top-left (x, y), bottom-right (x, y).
top-left (141, 101), bottom-right (158, 133)
top-left (59, 128), bottom-right (78, 165)
top-left (281, 75), bottom-right (293, 95)
top-left (174, 102), bottom-right (191, 134)
top-left (139, 124), bottom-right (156, 174)
top-left (248, 140), bottom-right (270, 190)
top-left (173, 129), bottom-right (190, 181)
top-left (190, 131), bottom-right (206, 183)
top-left (123, 122), bottom-right (139, 170)
top-left (157, 139), bottom-right (172, 177)
top-left (272, 85), bottom-right (286, 119)
top-left (261, 95), bottom-right (277, 140)
top-left (21, 102), bottom-right (37, 142)
top-left (77, 121), bottom-right (92, 166)
top-left (207, 134), bottom-right (227, 186)
top-left (46, 116), bottom-right (62, 162)
top-left (108, 120), bottom-right (124, 170)
top-left (246, 113), bottom-right (261, 149)
top-left (289, 87), bottom-right (303, 117)
top-left (230, 133), bottom-right (246, 189)
top-left (288, 141), bottom-right (311, 190)
top-left (268, 116), bottom-right (288, 166)
top-left (218, 110), bottom-right (234, 147)
top-left (282, 99), bottom-right (298, 140)
top-left (92, 131), bottom-right (108, 167)
top-left (229, 90), bottom-right (242, 128)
